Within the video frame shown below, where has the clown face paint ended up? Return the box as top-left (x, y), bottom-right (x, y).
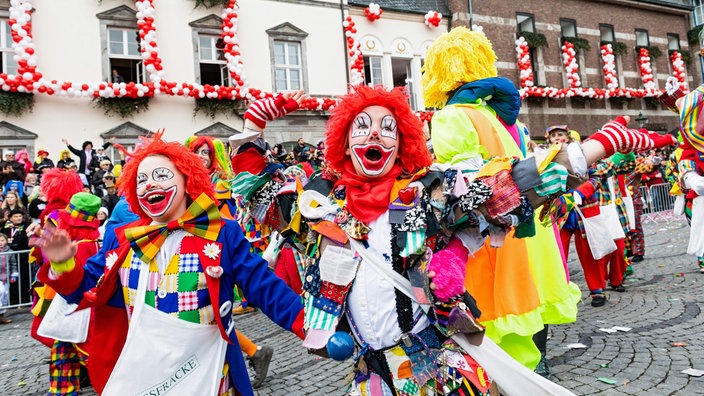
top-left (195, 143), bottom-right (212, 169)
top-left (136, 155), bottom-right (187, 223)
top-left (347, 105), bottom-right (399, 178)
top-left (549, 129), bottom-right (570, 145)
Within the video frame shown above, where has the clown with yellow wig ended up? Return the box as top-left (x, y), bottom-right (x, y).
top-left (422, 26), bottom-right (677, 374)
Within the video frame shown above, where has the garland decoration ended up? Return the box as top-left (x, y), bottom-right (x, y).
top-left (561, 36), bottom-right (590, 52)
top-left (687, 24), bottom-right (704, 44)
top-left (669, 50), bottom-right (687, 91)
top-left (518, 31), bottom-right (548, 48)
top-left (343, 16), bottom-right (364, 87)
top-left (0, 91), bottom-right (34, 116)
top-left (93, 96), bottom-right (150, 118)
top-left (193, 97), bottom-right (238, 119)
top-left (601, 40), bottom-right (627, 56)
top-left (424, 11), bottom-right (442, 28)
top-left (561, 41), bottom-right (581, 88)
top-left (365, 3), bottom-right (382, 22)
top-left (637, 47), bottom-right (656, 91)
top-left (600, 43), bottom-right (618, 89)
top-left (515, 36), bottom-right (534, 88)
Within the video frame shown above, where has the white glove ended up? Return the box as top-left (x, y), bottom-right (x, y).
top-left (572, 191), bottom-right (583, 206)
top-left (665, 76), bottom-right (680, 95)
top-left (684, 172), bottom-right (704, 195)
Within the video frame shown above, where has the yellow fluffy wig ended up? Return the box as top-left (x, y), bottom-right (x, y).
top-left (421, 27), bottom-right (498, 109)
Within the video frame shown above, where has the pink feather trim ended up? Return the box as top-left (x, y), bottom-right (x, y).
top-left (428, 237), bottom-right (469, 302)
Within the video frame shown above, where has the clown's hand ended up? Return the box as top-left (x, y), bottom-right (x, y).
top-left (36, 226), bottom-right (77, 274)
top-left (665, 76), bottom-right (680, 95)
top-left (684, 172), bottom-right (704, 195)
top-left (244, 91), bottom-right (303, 130)
top-left (590, 116), bottom-right (677, 156)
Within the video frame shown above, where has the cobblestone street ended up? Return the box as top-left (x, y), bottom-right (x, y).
top-left (1, 217), bottom-right (703, 395)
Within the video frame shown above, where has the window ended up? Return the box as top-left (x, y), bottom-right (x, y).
top-left (694, 0), bottom-right (704, 25)
top-left (0, 19), bottom-right (17, 75)
top-left (197, 34), bottom-right (229, 86)
top-left (599, 24), bottom-right (615, 42)
top-left (667, 34), bottom-right (680, 51)
top-left (636, 29), bottom-right (650, 47)
top-left (97, 6), bottom-right (145, 84)
top-left (516, 13), bottom-right (535, 33)
top-left (560, 19), bottom-right (577, 38)
top-left (266, 22), bottom-right (308, 93)
top-left (364, 56), bottom-right (383, 85)
top-left (273, 41), bottom-right (302, 91)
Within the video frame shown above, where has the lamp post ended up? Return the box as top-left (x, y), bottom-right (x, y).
top-left (635, 112), bottom-right (648, 129)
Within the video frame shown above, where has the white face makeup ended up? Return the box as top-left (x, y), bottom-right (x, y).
top-left (346, 105), bottom-right (399, 178)
top-left (195, 144), bottom-right (212, 169)
top-left (136, 155), bottom-right (187, 223)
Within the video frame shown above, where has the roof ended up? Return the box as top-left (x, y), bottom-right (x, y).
top-left (348, 0), bottom-right (450, 15)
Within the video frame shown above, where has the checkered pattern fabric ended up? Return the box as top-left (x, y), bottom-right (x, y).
top-left (49, 341), bottom-right (82, 396)
top-left (119, 249), bottom-right (214, 324)
top-left (123, 193), bottom-right (222, 264)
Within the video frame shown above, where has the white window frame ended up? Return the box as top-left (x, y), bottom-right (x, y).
top-left (266, 22), bottom-right (308, 94)
top-left (97, 6), bottom-right (146, 84)
top-left (364, 56), bottom-right (383, 86)
top-left (107, 27), bottom-right (140, 57)
top-left (0, 17), bottom-right (18, 75)
top-left (273, 40), bottom-right (303, 92)
top-left (197, 33), bottom-right (230, 86)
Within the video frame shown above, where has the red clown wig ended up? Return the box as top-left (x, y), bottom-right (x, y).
top-left (38, 168), bottom-right (84, 225)
top-left (325, 85), bottom-right (432, 175)
top-left (119, 131), bottom-right (215, 220)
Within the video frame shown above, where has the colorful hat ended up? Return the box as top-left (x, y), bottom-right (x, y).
top-left (38, 149), bottom-right (49, 157)
top-left (64, 192), bottom-right (101, 227)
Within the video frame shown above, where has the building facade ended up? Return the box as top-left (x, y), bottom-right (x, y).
top-left (0, 0), bottom-right (699, 160)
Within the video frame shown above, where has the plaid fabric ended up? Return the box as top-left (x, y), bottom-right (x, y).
top-left (49, 341), bottom-right (82, 396)
top-left (479, 169), bottom-right (521, 217)
top-left (591, 162), bottom-right (630, 234)
top-left (119, 248), bottom-right (214, 324)
top-left (123, 193), bottom-right (222, 264)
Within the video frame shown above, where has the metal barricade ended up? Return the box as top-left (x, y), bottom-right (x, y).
top-left (640, 183), bottom-right (682, 223)
top-left (0, 249), bottom-right (35, 310)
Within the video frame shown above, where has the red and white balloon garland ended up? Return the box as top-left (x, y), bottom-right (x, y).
top-left (343, 15), bottom-right (364, 87)
top-left (669, 50), bottom-right (687, 92)
top-left (515, 36), bottom-right (533, 88)
top-left (561, 41), bottom-right (581, 88)
top-left (424, 11), bottom-right (442, 28)
top-left (1, 0), bottom-right (338, 111)
top-left (637, 47), bottom-right (656, 91)
top-left (365, 3), bottom-right (382, 22)
top-left (600, 43), bottom-right (618, 89)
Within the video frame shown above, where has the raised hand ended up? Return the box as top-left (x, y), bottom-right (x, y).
top-left (590, 116), bottom-right (677, 157)
top-left (244, 92), bottom-right (303, 129)
top-left (36, 225), bottom-right (77, 267)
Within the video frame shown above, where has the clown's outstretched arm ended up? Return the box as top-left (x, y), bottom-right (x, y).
top-left (231, 90), bottom-right (307, 149)
top-left (582, 115), bottom-right (677, 165)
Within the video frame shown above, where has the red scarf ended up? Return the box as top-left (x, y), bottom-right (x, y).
top-left (336, 162), bottom-right (403, 224)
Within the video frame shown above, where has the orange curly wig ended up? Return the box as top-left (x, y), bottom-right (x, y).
top-left (324, 85), bottom-right (432, 175)
top-left (118, 131), bottom-right (215, 220)
top-left (39, 168), bottom-right (84, 224)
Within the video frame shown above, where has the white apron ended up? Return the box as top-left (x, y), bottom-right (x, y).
top-left (688, 196), bottom-right (704, 257)
top-left (102, 259), bottom-right (228, 396)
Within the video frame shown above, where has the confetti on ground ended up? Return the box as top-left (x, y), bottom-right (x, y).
top-left (612, 326), bottom-right (632, 332)
top-left (681, 368), bottom-right (704, 377)
top-left (566, 343), bottom-right (588, 349)
top-left (599, 364), bottom-right (610, 368)
top-left (672, 342), bottom-right (687, 347)
top-left (599, 328), bottom-right (618, 333)
top-left (598, 377), bottom-right (617, 385)
top-left (17, 381), bottom-right (26, 387)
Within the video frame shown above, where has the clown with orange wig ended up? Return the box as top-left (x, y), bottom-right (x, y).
top-left (36, 131), bottom-right (305, 396)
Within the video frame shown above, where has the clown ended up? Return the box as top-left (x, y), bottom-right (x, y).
top-left (36, 132), bottom-right (304, 396)
top-left (422, 26), bottom-right (677, 372)
top-left (253, 85), bottom-right (577, 395)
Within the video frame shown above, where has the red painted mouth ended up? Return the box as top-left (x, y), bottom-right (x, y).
top-left (351, 144), bottom-right (395, 176)
top-left (137, 185), bottom-right (177, 217)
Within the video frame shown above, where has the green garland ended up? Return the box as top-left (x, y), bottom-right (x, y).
top-left (192, 0), bottom-right (230, 9)
top-left (600, 41), bottom-right (628, 56)
top-left (636, 45), bottom-right (662, 59)
top-left (193, 98), bottom-right (239, 119)
top-left (0, 91), bottom-right (34, 117)
top-left (93, 97), bottom-right (150, 118)
top-left (518, 31), bottom-right (548, 48)
top-left (688, 25), bottom-right (704, 44)
top-left (562, 36), bottom-right (590, 51)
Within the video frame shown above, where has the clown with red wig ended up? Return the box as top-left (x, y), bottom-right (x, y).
top-left (36, 132), bottom-right (305, 396)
